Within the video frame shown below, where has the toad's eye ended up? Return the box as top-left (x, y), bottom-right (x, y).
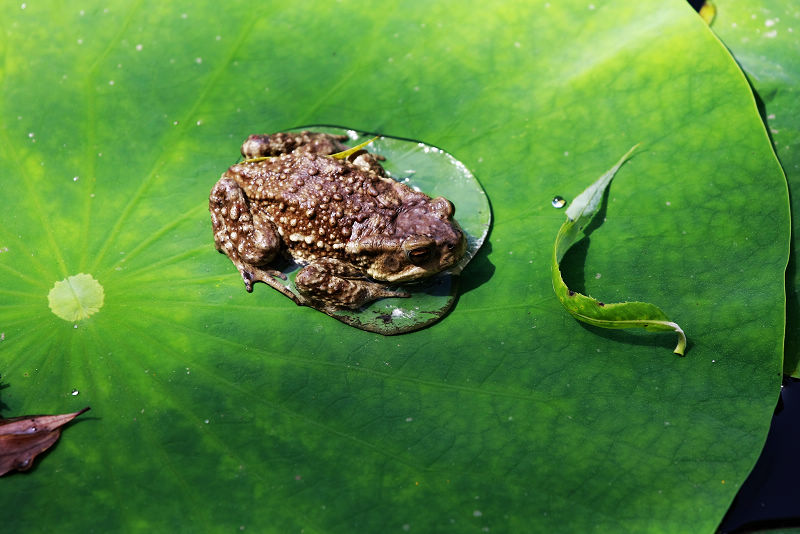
top-left (406, 246), bottom-right (433, 264)
top-left (402, 235), bottom-right (436, 265)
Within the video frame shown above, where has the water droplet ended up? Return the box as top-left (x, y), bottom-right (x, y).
top-left (551, 196), bottom-right (566, 208)
top-left (73, 176), bottom-right (79, 182)
top-left (71, 389), bottom-right (79, 396)
top-left (135, 43), bottom-right (143, 51)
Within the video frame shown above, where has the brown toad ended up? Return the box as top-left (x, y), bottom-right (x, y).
top-left (209, 131), bottom-right (467, 310)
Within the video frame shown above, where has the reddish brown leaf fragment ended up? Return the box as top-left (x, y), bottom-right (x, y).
top-left (0, 407), bottom-right (90, 476)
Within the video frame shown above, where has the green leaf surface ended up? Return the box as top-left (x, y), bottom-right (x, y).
top-left (552, 146), bottom-right (687, 355)
top-left (710, 1), bottom-right (800, 375)
top-left (0, 1), bottom-right (789, 532)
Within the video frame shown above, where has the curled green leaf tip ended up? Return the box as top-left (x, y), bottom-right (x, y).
top-left (552, 144), bottom-right (687, 356)
top-left (564, 143), bottom-right (640, 222)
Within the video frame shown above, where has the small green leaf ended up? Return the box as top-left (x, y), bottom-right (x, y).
top-left (250, 126), bottom-right (491, 334)
top-left (552, 146), bottom-right (687, 355)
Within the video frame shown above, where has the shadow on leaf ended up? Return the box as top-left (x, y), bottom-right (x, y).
top-left (0, 382), bottom-right (8, 416)
top-left (458, 235), bottom-right (495, 295)
top-left (577, 321), bottom-right (694, 355)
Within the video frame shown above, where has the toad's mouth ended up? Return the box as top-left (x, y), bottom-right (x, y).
top-left (380, 266), bottom-right (433, 284)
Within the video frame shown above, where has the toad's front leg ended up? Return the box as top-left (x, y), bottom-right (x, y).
top-left (209, 177), bottom-right (299, 302)
top-left (295, 258), bottom-right (409, 309)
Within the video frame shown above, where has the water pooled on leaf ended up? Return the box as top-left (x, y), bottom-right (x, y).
top-left (552, 196), bottom-right (566, 209)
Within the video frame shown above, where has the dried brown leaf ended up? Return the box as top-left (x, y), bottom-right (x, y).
top-left (0, 406), bottom-right (90, 476)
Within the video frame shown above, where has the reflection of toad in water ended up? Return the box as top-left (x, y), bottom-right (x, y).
top-left (209, 131), bottom-right (466, 310)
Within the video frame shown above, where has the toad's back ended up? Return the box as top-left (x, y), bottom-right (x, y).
top-left (224, 151), bottom-right (433, 266)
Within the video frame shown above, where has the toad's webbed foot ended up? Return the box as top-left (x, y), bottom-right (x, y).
top-left (239, 265), bottom-right (286, 292)
top-left (238, 264), bottom-right (304, 305)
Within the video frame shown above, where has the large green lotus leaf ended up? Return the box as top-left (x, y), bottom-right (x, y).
top-left (0, 1), bottom-right (788, 532)
top-left (710, 1), bottom-right (800, 376)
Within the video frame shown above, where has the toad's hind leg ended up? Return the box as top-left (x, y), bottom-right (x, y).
top-left (209, 178), bottom-right (299, 303)
top-left (295, 258), bottom-right (409, 309)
